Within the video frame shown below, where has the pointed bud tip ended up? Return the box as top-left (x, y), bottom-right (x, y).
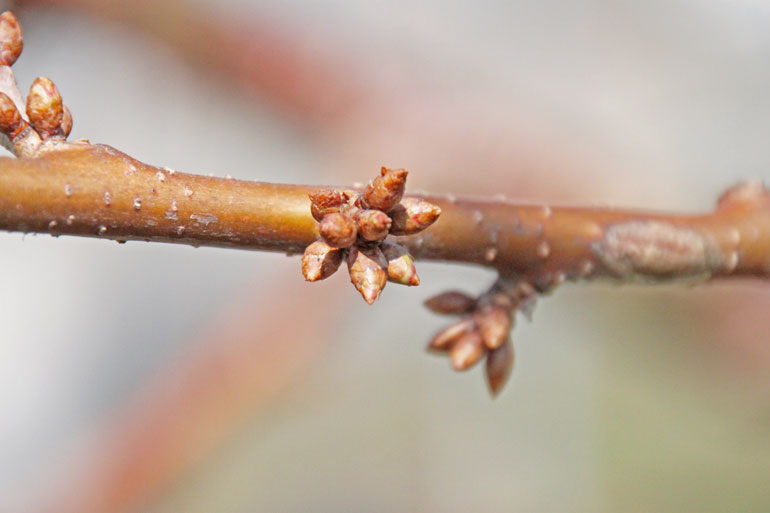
top-left (361, 286), bottom-right (381, 304)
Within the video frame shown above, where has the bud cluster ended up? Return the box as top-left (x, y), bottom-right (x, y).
top-left (425, 280), bottom-right (537, 397)
top-left (0, 12), bottom-right (73, 157)
top-left (301, 166), bottom-right (442, 304)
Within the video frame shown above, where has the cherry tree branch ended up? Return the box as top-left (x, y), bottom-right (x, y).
top-left (2, 8), bottom-right (769, 396)
top-left (1, 143), bottom-right (769, 286)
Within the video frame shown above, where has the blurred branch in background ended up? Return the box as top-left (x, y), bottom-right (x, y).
top-left (40, 275), bottom-right (348, 513)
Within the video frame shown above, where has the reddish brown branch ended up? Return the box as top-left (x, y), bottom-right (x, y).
top-left (2, 144), bottom-right (769, 287)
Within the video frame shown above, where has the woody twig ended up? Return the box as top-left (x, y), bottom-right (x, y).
top-left (1, 11), bottom-right (769, 395)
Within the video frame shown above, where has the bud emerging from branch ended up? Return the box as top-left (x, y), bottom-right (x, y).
top-left (449, 331), bottom-right (484, 371)
top-left (485, 339), bottom-right (514, 397)
top-left (428, 317), bottom-right (475, 352)
top-left (319, 212), bottom-right (357, 248)
top-left (424, 290), bottom-right (476, 315)
top-left (0, 11), bottom-right (22, 67)
top-left (26, 76), bottom-right (64, 139)
top-left (389, 197), bottom-right (442, 235)
top-left (304, 166), bottom-right (436, 303)
top-left (381, 241), bottom-right (419, 286)
top-left (474, 305), bottom-right (513, 350)
top-left (347, 246), bottom-right (388, 304)
top-left (309, 189), bottom-right (350, 222)
top-left (356, 209), bottom-right (392, 241)
top-left (301, 241), bottom-right (342, 282)
top-left (362, 166), bottom-right (407, 212)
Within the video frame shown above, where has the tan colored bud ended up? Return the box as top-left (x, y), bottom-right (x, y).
top-left (424, 290), bottom-right (476, 315)
top-left (319, 212), bottom-right (357, 248)
top-left (381, 241), bottom-right (419, 286)
top-left (356, 209), bottom-right (392, 242)
top-left (26, 77), bottom-right (64, 139)
top-left (389, 197), bottom-right (441, 235)
top-left (449, 331), bottom-right (484, 371)
top-left (301, 241), bottom-right (342, 282)
top-left (0, 91), bottom-right (26, 138)
top-left (428, 317), bottom-right (475, 352)
top-left (309, 189), bottom-right (350, 222)
top-left (475, 306), bottom-right (512, 350)
top-left (485, 339), bottom-right (514, 397)
top-left (61, 104), bottom-right (72, 137)
top-left (362, 166), bottom-right (407, 212)
top-left (347, 246), bottom-right (388, 304)
top-left (0, 12), bottom-right (23, 67)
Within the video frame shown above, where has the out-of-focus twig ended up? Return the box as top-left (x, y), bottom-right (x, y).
top-left (39, 277), bottom-right (347, 513)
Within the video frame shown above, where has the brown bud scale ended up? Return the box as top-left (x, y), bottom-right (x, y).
top-left (319, 212), bottom-right (357, 248)
top-left (356, 209), bottom-right (392, 242)
top-left (347, 246), bottom-right (388, 304)
top-left (0, 91), bottom-right (26, 139)
top-left (424, 290), bottom-right (476, 315)
top-left (26, 77), bottom-right (64, 139)
top-left (428, 317), bottom-right (475, 352)
top-left (485, 339), bottom-right (514, 397)
top-left (362, 166), bottom-right (407, 212)
top-left (309, 189), bottom-right (350, 222)
top-left (475, 306), bottom-right (513, 350)
top-left (0, 11), bottom-right (22, 67)
top-left (61, 105), bottom-right (72, 138)
top-left (389, 197), bottom-right (441, 235)
top-left (301, 241), bottom-right (342, 282)
top-left (449, 331), bottom-right (484, 371)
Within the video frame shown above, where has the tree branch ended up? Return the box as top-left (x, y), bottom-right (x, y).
top-left (2, 8), bottom-right (768, 396)
top-left (2, 143), bottom-right (769, 286)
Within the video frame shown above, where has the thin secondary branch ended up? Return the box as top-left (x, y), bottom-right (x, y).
top-left (1, 143), bottom-right (769, 288)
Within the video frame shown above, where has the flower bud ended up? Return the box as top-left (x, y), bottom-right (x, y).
top-left (449, 331), bottom-right (484, 371)
top-left (474, 306), bottom-right (512, 350)
top-left (309, 189), bottom-right (350, 222)
top-left (427, 317), bottom-right (475, 352)
top-left (347, 246), bottom-right (388, 304)
top-left (362, 166), bottom-right (407, 212)
top-left (389, 197), bottom-right (441, 235)
top-left (26, 76), bottom-right (64, 139)
top-left (319, 212), bottom-right (357, 248)
top-left (301, 241), bottom-right (342, 282)
top-left (485, 339), bottom-right (514, 397)
top-left (0, 11), bottom-right (22, 67)
top-left (356, 209), bottom-right (392, 241)
top-left (381, 241), bottom-right (419, 286)
top-left (424, 290), bottom-right (476, 315)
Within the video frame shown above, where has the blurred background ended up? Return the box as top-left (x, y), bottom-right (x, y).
top-left (1, 0), bottom-right (770, 511)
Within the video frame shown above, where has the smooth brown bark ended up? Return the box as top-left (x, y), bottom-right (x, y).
top-left (2, 143), bottom-right (769, 288)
